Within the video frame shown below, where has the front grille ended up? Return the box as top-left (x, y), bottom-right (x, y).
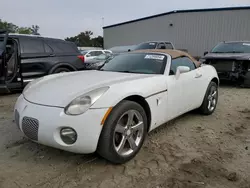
top-left (14, 110), bottom-right (20, 129)
top-left (22, 117), bottom-right (39, 141)
top-left (210, 60), bottom-right (234, 72)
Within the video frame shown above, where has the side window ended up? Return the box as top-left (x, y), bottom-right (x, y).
top-left (181, 57), bottom-right (196, 70)
top-left (89, 51), bottom-right (96, 56)
top-left (170, 57), bottom-right (196, 75)
top-left (165, 43), bottom-right (174, 49)
top-left (89, 51), bottom-right (103, 56)
top-left (95, 51), bottom-right (104, 56)
top-left (104, 50), bottom-right (111, 54)
top-left (45, 40), bottom-right (78, 53)
top-left (20, 37), bottom-right (45, 54)
top-left (170, 58), bottom-right (183, 75)
top-left (156, 43), bottom-right (166, 49)
top-left (44, 42), bottom-right (53, 53)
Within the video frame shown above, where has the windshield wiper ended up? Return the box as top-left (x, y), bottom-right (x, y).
top-left (212, 52), bottom-right (228, 53)
top-left (213, 51), bottom-right (243, 53)
top-left (98, 70), bottom-right (151, 74)
top-left (229, 51), bottom-right (244, 53)
top-left (117, 70), bottom-right (151, 74)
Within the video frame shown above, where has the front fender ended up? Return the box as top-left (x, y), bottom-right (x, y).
top-left (91, 91), bottom-right (146, 109)
top-left (199, 64), bottom-right (219, 104)
top-left (90, 75), bottom-right (168, 108)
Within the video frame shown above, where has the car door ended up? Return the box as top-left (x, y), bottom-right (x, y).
top-left (0, 31), bottom-right (9, 85)
top-left (163, 57), bottom-right (190, 120)
top-left (151, 56), bottom-right (183, 125)
top-left (19, 37), bottom-right (52, 82)
top-left (0, 32), bottom-right (22, 88)
top-left (172, 57), bottom-right (203, 112)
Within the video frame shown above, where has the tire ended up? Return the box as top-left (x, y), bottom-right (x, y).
top-left (97, 100), bottom-right (147, 164)
top-left (199, 81), bottom-right (218, 115)
top-left (52, 67), bottom-right (71, 74)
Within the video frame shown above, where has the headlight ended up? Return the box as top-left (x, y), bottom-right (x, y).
top-left (65, 86), bottom-right (109, 115)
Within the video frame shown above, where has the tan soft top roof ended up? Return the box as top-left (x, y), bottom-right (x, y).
top-left (132, 49), bottom-right (201, 67)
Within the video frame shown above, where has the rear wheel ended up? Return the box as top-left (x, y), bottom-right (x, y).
top-left (52, 67), bottom-right (71, 74)
top-left (97, 100), bottom-right (147, 164)
top-left (199, 81), bottom-right (218, 115)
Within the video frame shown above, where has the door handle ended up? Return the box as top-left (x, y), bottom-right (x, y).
top-left (49, 54), bottom-right (55, 57)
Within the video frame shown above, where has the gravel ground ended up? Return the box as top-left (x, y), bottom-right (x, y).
top-left (0, 86), bottom-right (250, 188)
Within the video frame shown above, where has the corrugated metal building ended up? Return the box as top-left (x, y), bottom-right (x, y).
top-left (103, 7), bottom-right (250, 57)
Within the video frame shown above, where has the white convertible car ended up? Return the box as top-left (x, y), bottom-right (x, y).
top-left (14, 49), bottom-right (219, 164)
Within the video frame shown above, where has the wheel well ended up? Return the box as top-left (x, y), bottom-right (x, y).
top-left (123, 95), bottom-right (151, 132)
top-left (49, 64), bottom-right (76, 74)
top-left (55, 65), bottom-right (75, 71)
top-left (211, 77), bottom-right (219, 85)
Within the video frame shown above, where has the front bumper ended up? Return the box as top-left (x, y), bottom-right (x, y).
top-left (14, 94), bottom-right (108, 154)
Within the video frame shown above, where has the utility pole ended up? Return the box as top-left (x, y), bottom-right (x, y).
top-left (102, 17), bottom-right (104, 27)
top-left (101, 17), bottom-right (104, 49)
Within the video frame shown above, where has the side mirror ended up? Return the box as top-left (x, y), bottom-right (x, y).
top-left (176, 66), bottom-right (190, 79)
top-left (86, 54), bottom-right (91, 57)
top-left (204, 51), bottom-right (208, 56)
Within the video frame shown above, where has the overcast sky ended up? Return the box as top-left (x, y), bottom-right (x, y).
top-left (0, 0), bottom-right (249, 39)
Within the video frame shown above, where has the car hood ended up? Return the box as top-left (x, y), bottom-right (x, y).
top-left (203, 53), bottom-right (250, 60)
top-left (23, 70), bottom-right (153, 107)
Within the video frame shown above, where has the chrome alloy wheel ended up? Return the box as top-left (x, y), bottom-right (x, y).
top-left (207, 85), bottom-right (218, 112)
top-left (113, 110), bottom-right (144, 156)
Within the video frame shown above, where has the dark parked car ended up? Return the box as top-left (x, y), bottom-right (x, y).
top-left (82, 53), bottom-right (119, 70)
top-left (0, 31), bottom-right (85, 93)
top-left (108, 45), bottom-right (137, 53)
top-left (200, 41), bottom-right (250, 87)
top-left (132, 41), bottom-right (175, 51)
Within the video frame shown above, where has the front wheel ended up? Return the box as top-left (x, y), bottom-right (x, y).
top-left (199, 81), bottom-right (218, 115)
top-left (97, 100), bottom-right (147, 164)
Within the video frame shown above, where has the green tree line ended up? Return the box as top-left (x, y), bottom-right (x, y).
top-left (0, 19), bottom-right (40, 35)
top-left (0, 19), bottom-right (103, 47)
top-left (65, 30), bottom-right (103, 48)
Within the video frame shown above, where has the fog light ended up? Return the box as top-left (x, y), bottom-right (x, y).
top-left (60, 128), bottom-right (77, 145)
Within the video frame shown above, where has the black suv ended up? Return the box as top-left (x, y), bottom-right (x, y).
top-left (0, 31), bottom-right (85, 93)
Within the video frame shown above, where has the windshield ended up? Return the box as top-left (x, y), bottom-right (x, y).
top-left (134, 42), bottom-right (157, 50)
top-left (211, 42), bottom-right (250, 53)
top-left (100, 53), bottom-right (167, 74)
